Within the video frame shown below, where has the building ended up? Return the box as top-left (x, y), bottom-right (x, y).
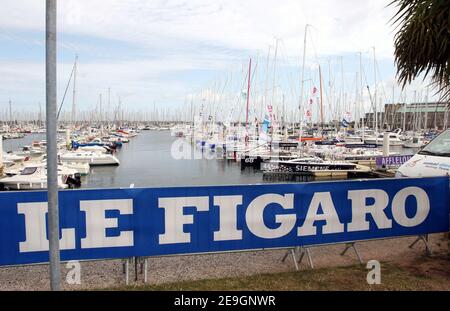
top-left (363, 102), bottom-right (450, 131)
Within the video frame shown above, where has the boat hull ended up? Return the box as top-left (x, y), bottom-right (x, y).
top-left (262, 161), bottom-right (357, 174)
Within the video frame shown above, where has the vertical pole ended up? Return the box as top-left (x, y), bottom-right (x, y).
top-left (0, 135), bottom-right (3, 175)
top-left (403, 101), bottom-right (407, 132)
top-left (382, 132), bottom-right (390, 157)
top-left (71, 55), bottom-right (78, 125)
top-left (299, 25), bottom-right (309, 141)
top-left (359, 52), bottom-right (365, 139)
top-left (340, 56), bottom-right (344, 132)
top-left (107, 87), bottom-right (111, 126)
top-left (355, 71), bottom-right (359, 131)
top-left (125, 259), bottom-right (129, 285)
top-left (46, 0), bottom-right (61, 291)
top-left (245, 58), bottom-right (252, 131)
top-left (144, 259), bottom-right (148, 283)
top-left (319, 65), bottom-right (324, 138)
top-left (391, 86), bottom-right (395, 129)
top-left (9, 99), bottom-right (12, 126)
top-left (373, 47), bottom-right (377, 133)
top-left (245, 58), bottom-right (252, 143)
top-left (424, 88), bottom-right (429, 131)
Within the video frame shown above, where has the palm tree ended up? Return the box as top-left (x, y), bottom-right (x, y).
top-left (390, 0), bottom-right (450, 100)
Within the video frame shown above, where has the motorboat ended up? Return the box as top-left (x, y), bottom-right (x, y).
top-left (61, 162), bottom-right (90, 175)
top-left (0, 164), bottom-right (80, 190)
top-left (364, 129), bottom-right (404, 146)
top-left (77, 145), bottom-right (109, 153)
top-left (59, 151), bottom-right (120, 166)
top-left (403, 135), bottom-right (428, 148)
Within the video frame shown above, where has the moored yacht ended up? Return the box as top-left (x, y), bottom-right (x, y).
top-left (261, 156), bottom-right (357, 174)
top-left (0, 164), bottom-right (80, 190)
top-left (364, 129), bottom-right (404, 146)
top-left (59, 151), bottom-right (120, 166)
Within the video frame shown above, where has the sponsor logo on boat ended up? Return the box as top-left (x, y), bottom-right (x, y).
top-left (376, 155), bottom-right (413, 167)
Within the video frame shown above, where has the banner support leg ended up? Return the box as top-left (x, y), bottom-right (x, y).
top-left (291, 249), bottom-right (299, 271)
top-left (281, 247), bottom-right (297, 263)
top-left (409, 234), bottom-right (432, 256)
top-left (297, 247), bottom-right (314, 269)
top-left (125, 258), bottom-right (129, 285)
top-left (281, 250), bottom-right (290, 263)
top-left (134, 257), bottom-right (138, 282)
top-left (281, 247), bottom-right (299, 270)
top-left (144, 258), bottom-right (148, 283)
top-left (305, 248), bottom-right (314, 269)
top-left (341, 243), bottom-right (363, 264)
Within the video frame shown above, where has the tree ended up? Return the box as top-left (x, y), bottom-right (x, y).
top-left (390, 0), bottom-right (450, 100)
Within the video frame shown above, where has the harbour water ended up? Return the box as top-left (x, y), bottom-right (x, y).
top-left (79, 131), bottom-right (264, 189)
top-left (3, 131), bottom-right (419, 190)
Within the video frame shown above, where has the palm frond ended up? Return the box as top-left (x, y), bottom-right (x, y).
top-left (390, 0), bottom-right (450, 101)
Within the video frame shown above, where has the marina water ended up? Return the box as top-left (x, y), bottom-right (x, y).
top-left (4, 131), bottom-right (419, 189)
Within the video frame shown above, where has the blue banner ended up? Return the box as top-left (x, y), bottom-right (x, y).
top-left (0, 177), bottom-right (448, 266)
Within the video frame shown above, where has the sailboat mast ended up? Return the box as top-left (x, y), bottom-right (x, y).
top-left (355, 71), bottom-right (358, 131)
top-left (403, 89), bottom-right (407, 132)
top-left (71, 54), bottom-right (78, 125)
top-left (373, 47), bottom-right (377, 132)
top-left (263, 46), bottom-right (271, 118)
top-left (424, 87), bottom-right (429, 130)
top-left (359, 52), bottom-right (365, 139)
top-left (299, 24), bottom-right (309, 140)
top-left (340, 56), bottom-right (345, 130)
top-left (9, 98), bottom-right (12, 126)
top-left (245, 58), bottom-right (252, 132)
top-left (319, 65), bottom-right (324, 137)
top-left (107, 87), bottom-right (111, 124)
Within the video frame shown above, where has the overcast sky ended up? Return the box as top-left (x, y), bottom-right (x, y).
top-left (0, 0), bottom-right (432, 118)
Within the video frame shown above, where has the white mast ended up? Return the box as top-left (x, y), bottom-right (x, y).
top-left (263, 46), bottom-right (271, 119)
top-left (359, 52), bottom-right (365, 139)
top-left (373, 47), bottom-right (377, 133)
top-left (271, 39), bottom-right (278, 140)
top-left (299, 24), bottom-right (310, 140)
top-left (355, 71), bottom-right (358, 131)
top-left (424, 87), bottom-right (429, 130)
top-left (71, 54), bottom-right (78, 125)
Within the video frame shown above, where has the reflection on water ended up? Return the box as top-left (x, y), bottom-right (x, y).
top-left (83, 131), bottom-right (264, 188)
top-left (3, 133), bottom-right (46, 152)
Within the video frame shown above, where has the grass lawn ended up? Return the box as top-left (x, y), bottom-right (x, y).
top-left (107, 254), bottom-right (450, 291)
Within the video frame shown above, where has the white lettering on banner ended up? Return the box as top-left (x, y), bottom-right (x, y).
top-left (213, 195), bottom-right (243, 241)
top-left (347, 189), bottom-right (392, 232)
top-left (298, 192), bottom-right (345, 236)
top-left (391, 187), bottom-right (430, 227)
top-left (159, 196), bottom-right (209, 244)
top-left (18, 202), bottom-right (76, 252)
top-left (80, 199), bottom-right (134, 248)
top-left (246, 194), bottom-right (296, 239)
top-left (15, 186), bottom-right (434, 253)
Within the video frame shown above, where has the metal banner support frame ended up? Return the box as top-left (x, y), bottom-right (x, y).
top-left (297, 247), bottom-right (314, 269)
top-left (282, 241), bottom-right (366, 270)
top-left (281, 246), bottom-right (314, 270)
top-left (122, 257), bottom-right (148, 285)
top-left (340, 242), bottom-right (363, 264)
top-left (409, 234), bottom-right (432, 256)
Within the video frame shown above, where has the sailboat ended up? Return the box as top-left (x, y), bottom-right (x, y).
top-left (59, 150), bottom-right (120, 166)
